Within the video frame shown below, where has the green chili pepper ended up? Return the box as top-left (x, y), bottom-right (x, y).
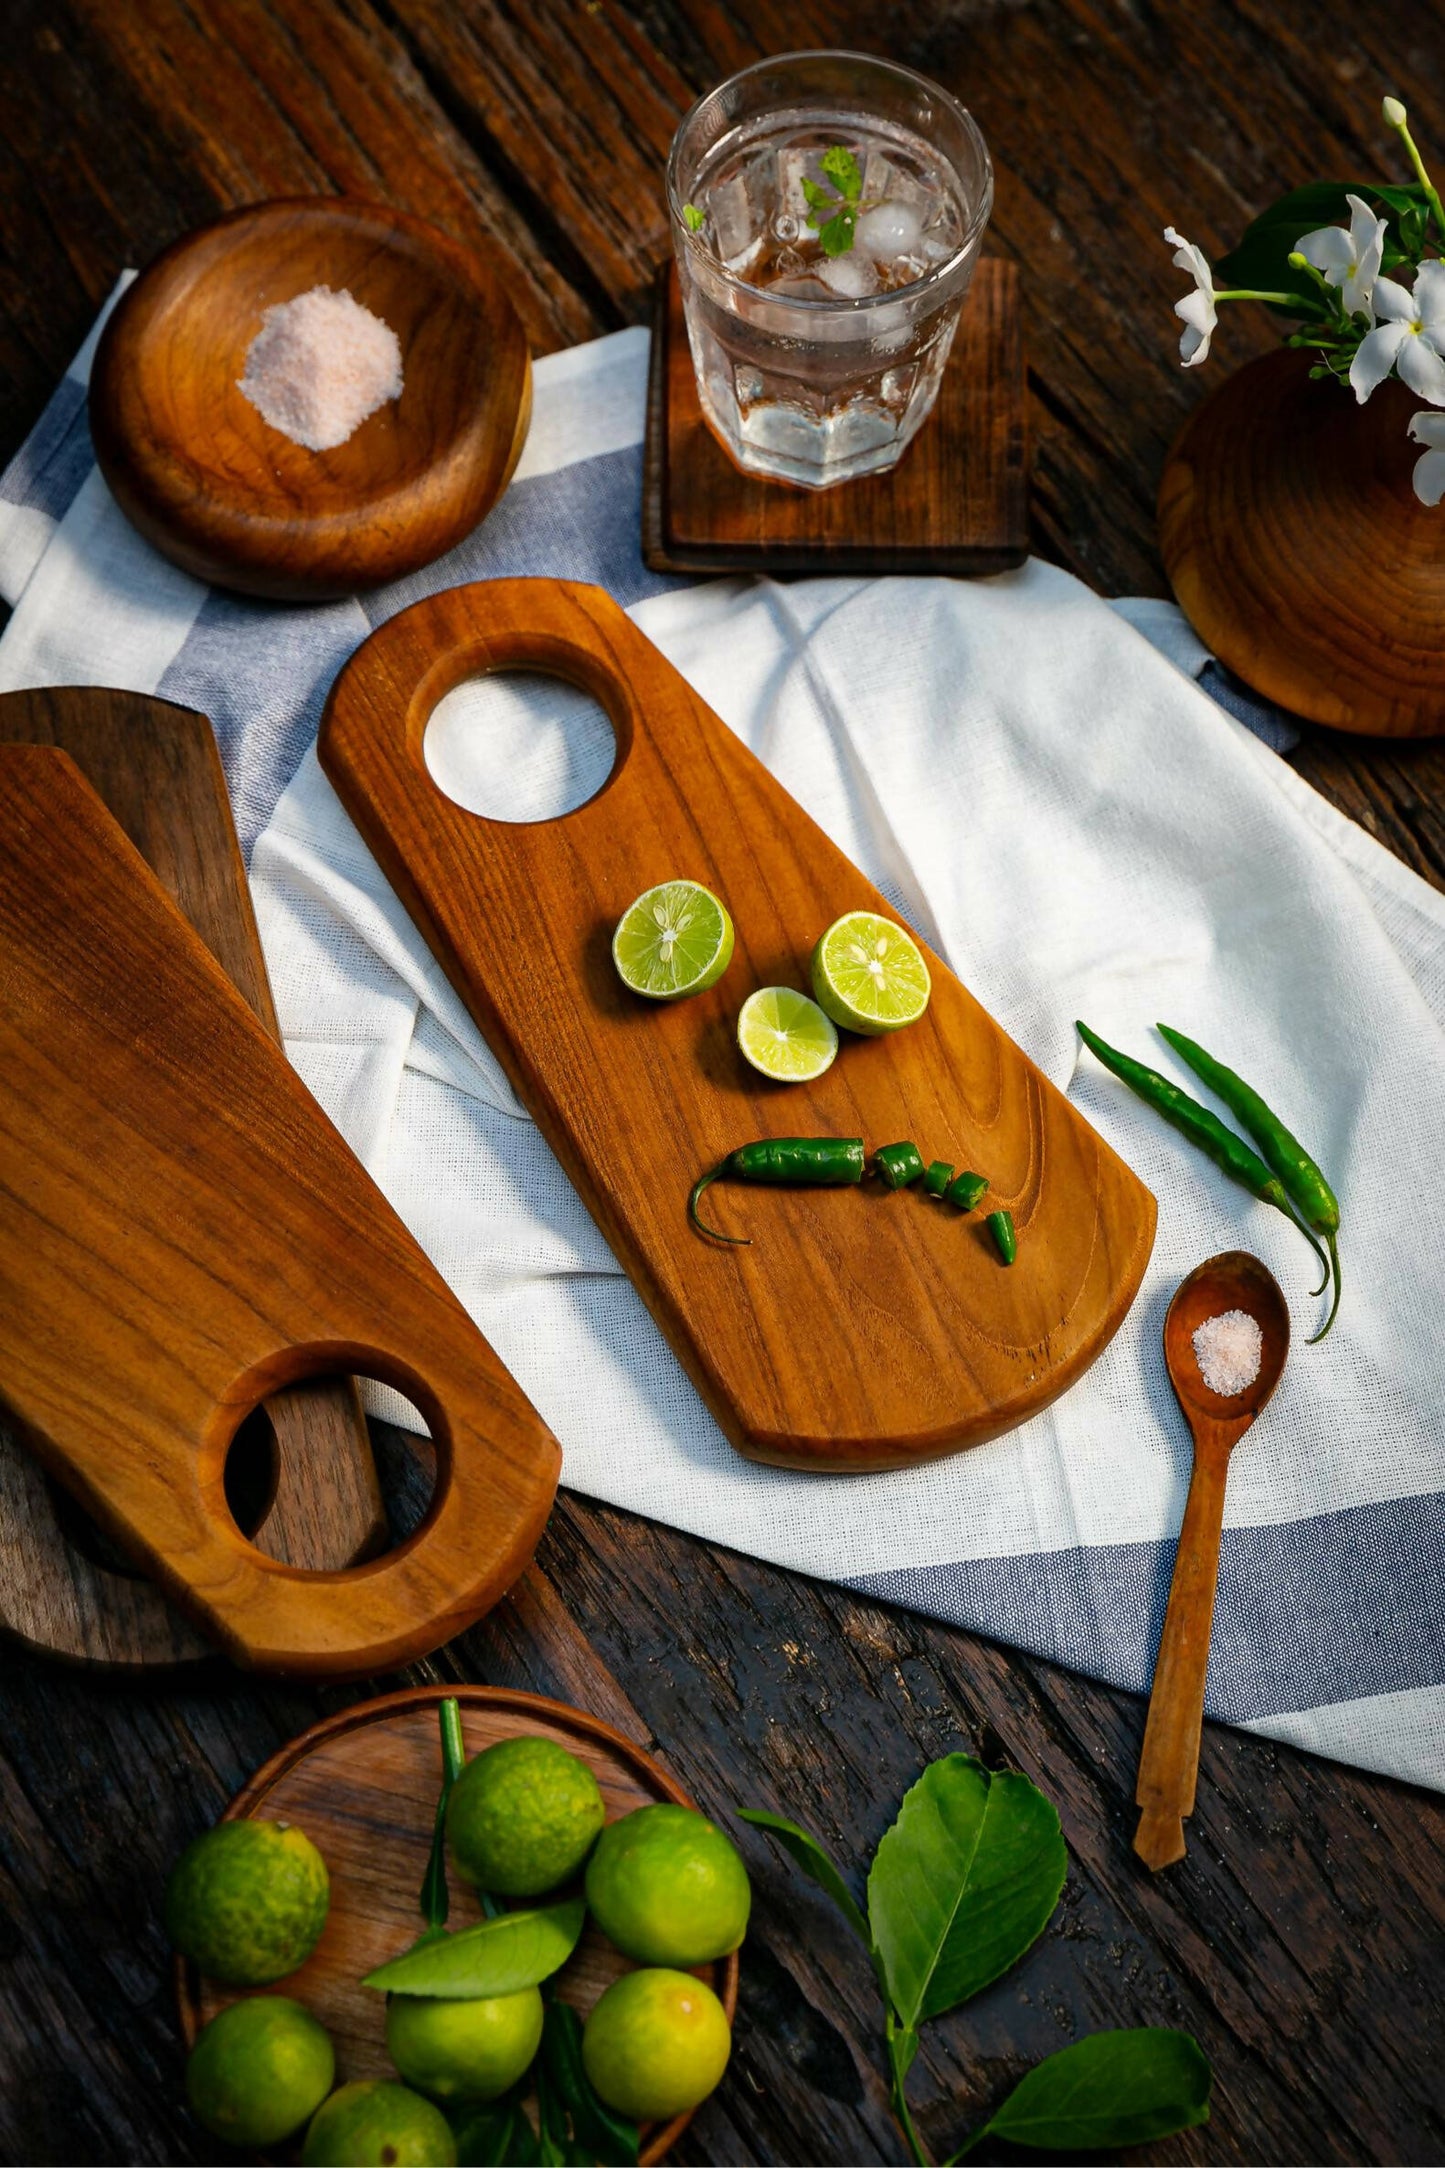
top-left (987, 1208), bottom-right (1017, 1264)
top-left (1076, 1020), bottom-right (1331, 1287)
top-left (874, 1141), bottom-right (925, 1189)
top-left (923, 1159), bottom-right (954, 1198)
top-left (1158, 1024), bottom-right (1342, 1341)
top-left (689, 1137), bottom-right (866, 1244)
top-left (946, 1170), bottom-right (989, 1212)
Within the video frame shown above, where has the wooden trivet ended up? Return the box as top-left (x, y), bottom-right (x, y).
top-left (178, 1686), bottom-right (740, 2167)
top-left (642, 258), bottom-right (1027, 576)
top-left (1159, 348), bottom-right (1445, 737)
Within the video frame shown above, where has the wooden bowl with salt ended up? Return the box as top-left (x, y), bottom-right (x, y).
top-left (90, 198), bottom-right (531, 602)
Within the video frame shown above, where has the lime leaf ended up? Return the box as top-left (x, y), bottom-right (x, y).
top-left (1215, 183), bottom-right (1364, 310)
top-left (452, 2096), bottom-right (541, 2166)
top-left (821, 144), bottom-right (862, 200)
top-left (540, 2001), bottom-right (639, 2166)
top-left (364, 1898), bottom-right (585, 1999)
top-left (866, 1756), bottom-right (1066, 2027)
top-left (738, 1809), bottom-right (871, 1949)
top-left (953, 2029), bottom-right (1212, 2158)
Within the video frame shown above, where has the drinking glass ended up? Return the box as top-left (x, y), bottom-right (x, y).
top-left (666, 50), bottom-right (993, 489)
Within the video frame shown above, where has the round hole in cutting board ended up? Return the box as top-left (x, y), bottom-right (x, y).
top-left (423, 669), bottom-right (616, 821)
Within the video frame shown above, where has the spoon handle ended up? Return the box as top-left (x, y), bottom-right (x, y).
top-left (1134, 1438), bottom-right (1231, 1871)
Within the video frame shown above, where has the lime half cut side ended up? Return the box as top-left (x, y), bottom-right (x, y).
top-left (613, 880), bottom-right (734, 1000)
top-left (736, 987), bottom-right (839, 1083)
top-left (810, 911), bottom-right (931, 1036)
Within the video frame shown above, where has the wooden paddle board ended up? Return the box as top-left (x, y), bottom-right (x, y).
top-left (319, 578), bottom-right (1156, 1471)
top-left (0, 687), bottom-right (385, 1669)
top-left (0, 743), bottom-right (559, 1675)
top-left (178, 1687), bottom-right (740, 2167)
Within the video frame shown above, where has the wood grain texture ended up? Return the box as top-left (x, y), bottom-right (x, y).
top-left (1133, 1255), bottom-right (1291, 1874)
top-left (89, 197), bottom-right (531, 600)
top-left (0, 745), bottom-right (559, 1674)
top-left (5, 3), bottom-right (1445, 2162)
top-left (1160, 350), bottom-right (1445, 737)
top-left (320, 577), bottom-right (1154, 1470)
top-left (0, 687), bottom-right (385, 1670)
top-left (643, 261), bottom-right (1028, 576)
top-left (179, 1687), bottom-right (741, 2167)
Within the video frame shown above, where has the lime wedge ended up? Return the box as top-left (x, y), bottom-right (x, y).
top-left (736, 987), bottom-right (839, 1083)
top-left (612, 880), bottom-right (734, 1000)
top-left (810, 911), bottom-right (931, 1035)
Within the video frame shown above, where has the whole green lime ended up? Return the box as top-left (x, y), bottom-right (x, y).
top-left (446, 1735), bottom-right (605, 1898)
top-left (582, 1968), bottom-right (731, 2122)
top-left (385, 1986), bottom-right (544, 2103)
top-left (185, 1994), bottom-right (334, 2148)
top-left (301, 2080), bottom-right (457, 2167)
top-left (584, 1804), bottom-right (749, 1966)
top-left (166, 1818), bottom-right (330, 1985)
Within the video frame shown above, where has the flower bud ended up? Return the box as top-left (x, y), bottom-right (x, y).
top-left (1383, 95), bottom-right (1407, 128)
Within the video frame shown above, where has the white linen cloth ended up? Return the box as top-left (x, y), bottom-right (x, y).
top-left (2, 299), bottom-right (1441, 1790)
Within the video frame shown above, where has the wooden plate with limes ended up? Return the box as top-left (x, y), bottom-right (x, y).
top-left (176, 1686), bottom-right (741, 2165)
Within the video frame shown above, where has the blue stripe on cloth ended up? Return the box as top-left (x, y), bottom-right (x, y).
top-left (849, 1488), bottom-right (1445, 1720)
top-left (0, 380), bottom-right (93, 517)
top-left (358, 443), bottom-right (685, 626)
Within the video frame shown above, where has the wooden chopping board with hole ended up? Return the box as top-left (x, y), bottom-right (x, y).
top-left (0, 732), bottom-right (559, 1675)
top-left (320, 578), bottom-right (1157, 1472)
top-left (0, 688), bottom-right (390, 1668)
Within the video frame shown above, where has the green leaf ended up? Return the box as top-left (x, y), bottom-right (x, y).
top-left (421, 1697), bottom-right (468, 1931)
top-left (821, 144), bottom-right (862, 201)
top-left (540, 2001), bottom-right (639, 2166)
top-left (737, 1810), bottom-right (871, 1948)
top-left (682, 203), bottom-right (705, 233)
top-left (819, 211), bottom-right (856, 257)
top-left (1215, 182), bottom-right (1364, 310)
top-left (953, 2028), bottom-right (1212, 2158)
top-left (453, 2098), bottom-right (541, 2167)
top-left (802, 175), bottom-right (836, 219)
top-left (866, 1756), bottom-right (1066, 2027)
top-left (363, 1898), bottom-right (586, 1999)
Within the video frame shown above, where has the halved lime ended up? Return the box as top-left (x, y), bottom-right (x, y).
top-left (736, 987), bottom-right (838, 1082)
top-left (810, 911), bottom-right (931, 1035)
top-left (612, 881), bottom-right (734, 1000)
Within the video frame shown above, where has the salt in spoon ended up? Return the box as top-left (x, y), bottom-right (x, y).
top-left (1134, 1250), bottom-right (1290, 1871)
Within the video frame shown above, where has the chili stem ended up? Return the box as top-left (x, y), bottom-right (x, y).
top-left (1308, 1232), bottom-right (1341, 1343)
top-left (688, 1163), bottom-right (750, 1246)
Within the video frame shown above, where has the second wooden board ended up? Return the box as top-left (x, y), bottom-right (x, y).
top-left (320, 579), bottom-right (1156, 1472)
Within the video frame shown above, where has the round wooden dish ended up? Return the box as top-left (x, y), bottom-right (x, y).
top-left (176, 1686), bottom-right (739, 2165)
top-left (90, 199), bottom-right (531, 601)
top-left (1159, 347), bottom-right (1445, 737)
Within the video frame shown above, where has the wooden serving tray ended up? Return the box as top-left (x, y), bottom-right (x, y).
top-left (178, 1686), bottom-right (741, 2167)
top-left (0, 745), bottom-right (559, 1675)
top-left (320, 578), bottom-right (1155, 1471)
top-left (0, 687), bottom-right (384, 1670)
top-left (642, 259), bottom-right (1028, 576)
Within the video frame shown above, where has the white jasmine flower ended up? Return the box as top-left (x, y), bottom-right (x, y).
top-left (1408, 410), bottom-right (1445, 504)
top-left (1349, 261), bottom-right (1445, 403)
top-left (1296, 193), bottom-right (1387, 316)
top-left (1164, 227), bottom-right (1216, 366)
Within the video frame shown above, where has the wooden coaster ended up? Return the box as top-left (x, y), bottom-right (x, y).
top-left (177, 1686), bottom-right (741, 2167)
top-left (643, 259), bottom-right (1027, 576)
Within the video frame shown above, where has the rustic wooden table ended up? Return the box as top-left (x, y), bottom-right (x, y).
top-left (2, 4), bottom-right (1443, 2163)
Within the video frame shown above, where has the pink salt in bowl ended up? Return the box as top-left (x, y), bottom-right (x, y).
top-left (89, 197), bottom-right (532, 602)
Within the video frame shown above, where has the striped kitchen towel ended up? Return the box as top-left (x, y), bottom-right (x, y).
top-left (2, 283), bottom-right (1440, 1793)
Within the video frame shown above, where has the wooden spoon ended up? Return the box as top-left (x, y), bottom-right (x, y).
top-left (1134, 1251), bottom-right (1289, 1871)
